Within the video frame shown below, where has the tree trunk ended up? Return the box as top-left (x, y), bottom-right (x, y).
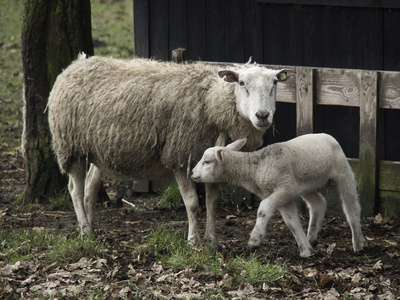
top-left (21, 0), bottom-right (93, 203)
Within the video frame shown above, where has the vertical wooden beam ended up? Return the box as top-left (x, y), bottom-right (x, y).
top-left (358, 71), bottom-right (378, 216)
top-left (296, 67), bottom-right (314, 136)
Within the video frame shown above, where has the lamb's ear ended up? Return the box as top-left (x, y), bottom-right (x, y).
top-left (218, 70), bottom-right (239, 83)
top-left (216, 149), bottom-right (224, 162)
top-left (276, 69), bottom-right (296, 82)
top-left (226, 138), bottom-right (247, 151)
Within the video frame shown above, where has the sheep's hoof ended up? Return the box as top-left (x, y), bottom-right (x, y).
top-left (247, 244), bottom-right (260, 254)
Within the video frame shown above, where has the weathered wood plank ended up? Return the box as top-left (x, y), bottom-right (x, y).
top-left (379, 71), bottom-right (400, 109)
top-left (315, 68), bottom-right (361, 107)
top-left (296, 67), bottom-right (314, 135)
top-left (358, 70), bottom-right (378, 216)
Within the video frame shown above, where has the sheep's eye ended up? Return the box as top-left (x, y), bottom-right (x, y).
top-left (239, 81), bottom-right (245, 86)
top-left (203, 160), bottom-right (211, 165)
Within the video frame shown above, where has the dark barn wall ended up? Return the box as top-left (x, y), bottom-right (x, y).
top-left (133, 0), bottom-right (400, 161)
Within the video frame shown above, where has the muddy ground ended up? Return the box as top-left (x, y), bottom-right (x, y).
top-left (1, 151), bottom-right (399, 299)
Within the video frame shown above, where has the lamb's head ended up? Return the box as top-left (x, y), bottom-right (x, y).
top-left (191, 138), bottom-right (247, 183)
top-left (219, 66), bottom-right (295, 131)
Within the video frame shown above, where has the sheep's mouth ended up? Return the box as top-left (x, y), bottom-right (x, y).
top-left (191, 175), bottom-right (201, 182)
top-left (254, 121), bottom-right (272, 131)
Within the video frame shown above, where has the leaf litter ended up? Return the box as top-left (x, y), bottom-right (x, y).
top-left (1, 153), bottom-right (400, 299)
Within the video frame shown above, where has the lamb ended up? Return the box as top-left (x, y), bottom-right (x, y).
top-left (191, 134), bottom-right (365, 257)
top-left (47, 54), bottom-right (295, 246)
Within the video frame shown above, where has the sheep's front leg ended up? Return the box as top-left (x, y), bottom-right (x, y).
top-left (279, 201), bottom-right (313, 257)
top-left (68, 162), bottom-right (92, 236)
top-left (84, 164), bottom-right (103, 232)
top-left (204, 183), bottom-right (220, 247)
top-left (175, 171), bottom-right (201, 245)
top-left (248, 191), bottom-right (288, 252)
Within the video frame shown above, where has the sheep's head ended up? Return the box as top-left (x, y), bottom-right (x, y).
top-left (191, 138), bottom-right (247, 183)
top-left (219, 67), bottom-right (295, 131)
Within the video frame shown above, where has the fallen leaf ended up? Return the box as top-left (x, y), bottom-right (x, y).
top-left (372, 260), bottom-right (382, 270)
top-left (326, 243), bottom-right (336, 256)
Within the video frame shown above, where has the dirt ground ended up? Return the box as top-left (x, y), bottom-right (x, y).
top-left (1, 151), bottom-right (400, 299)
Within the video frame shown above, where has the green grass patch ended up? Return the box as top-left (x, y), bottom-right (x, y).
top-left (0, 0), bottom-right (24, 151)
top-left (0, 227), bottom-right (106, 265)
top-left (131, 224), bottom-right (287, 288)
top-left (157, 181), bottom-right (183, 209)
top-left (47, 188), bottom-right (73, 211)
top-left (91, 0), bottom-right (134, 58)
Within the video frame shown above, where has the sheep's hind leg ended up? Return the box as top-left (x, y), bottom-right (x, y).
top-left (301, 191), bottom-right (327, 247)
top-left (175, 171), bottom-right (201, 245)
top-left (68, 161), bottom-right (92, 236)
top-left (279, 201), bottom-right (313, 257)
top-left (204, 183), bottom-right (220, 248)
top-left (84, 164), bottom-right (103, 233)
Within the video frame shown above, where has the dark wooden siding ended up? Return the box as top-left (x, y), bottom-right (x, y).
top-left (133, 0), bottom-right (400, 161)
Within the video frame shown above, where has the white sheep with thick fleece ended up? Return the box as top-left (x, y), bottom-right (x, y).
top-left (47, 54), bottom-right (295, 246)
top-left (191, 134), bottom-right (364, 257)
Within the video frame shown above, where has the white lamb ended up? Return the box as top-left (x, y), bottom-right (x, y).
top-left (47, 54), bottom-right (295, 247)
top-left (191, 134), bottom-right (364, 257)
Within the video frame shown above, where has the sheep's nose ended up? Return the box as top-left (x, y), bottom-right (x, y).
top-left (255, 111), bottom-right (269, 122)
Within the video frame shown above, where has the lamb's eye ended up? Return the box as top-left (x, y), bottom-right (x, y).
top-left (203, 160), bottom-right (211, 165)
top-left (239, 81), bottom-right (245, 86)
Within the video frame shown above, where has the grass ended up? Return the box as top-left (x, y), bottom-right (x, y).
top-left (0, 0), bottom-right (24, 151)
top-left (157, 181), bottom-right (183, 209)
top-left (132, 223), bottom-right (287, 288)
top-left (0, 226), bottom-right (106, 265)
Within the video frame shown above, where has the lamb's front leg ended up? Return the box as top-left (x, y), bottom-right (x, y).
top-left (248, 191), bottom-right (288, 252)
top-left (204, 183), bottom-right (220, 247)
top-left (279, 201), bottom-right (313, 257)
top-left (175, 171), bottom-right (201, 245)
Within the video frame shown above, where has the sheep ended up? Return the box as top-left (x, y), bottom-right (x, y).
top-left (191, 134), bottom-right (365, 257)
top-left (47, 54), bottom-right (295, 246)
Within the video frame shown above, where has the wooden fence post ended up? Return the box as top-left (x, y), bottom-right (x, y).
top-left (358, 71), bottom-right (378, 216)
top-left (296, 67), bottom-right (314, 136)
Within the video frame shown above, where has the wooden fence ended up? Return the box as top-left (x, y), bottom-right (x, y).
top-left (133, 50), bottom-right (400, 218)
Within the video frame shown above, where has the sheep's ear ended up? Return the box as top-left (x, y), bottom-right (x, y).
top-left (276, 69), bottom-right (296, 82)
top-left (218, 70), bottom-right (239, 83)
top-left (216, 149), bottom-right (224, 161)
top-left (226, 138), bottom-right (247, 151)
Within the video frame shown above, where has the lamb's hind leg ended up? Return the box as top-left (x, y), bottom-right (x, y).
top-left (68, 161), bottom-right (91, 236)
top-left (279, 201), bottom-right (313, 257)
top-left (175, 171), bottom-right (201, 245)
top-left (336, 173), bottom-right (364, 252)
top-left (84, 164), bottom-right (103, 233)
top-left (301, 191), bottom-right (327, 247)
